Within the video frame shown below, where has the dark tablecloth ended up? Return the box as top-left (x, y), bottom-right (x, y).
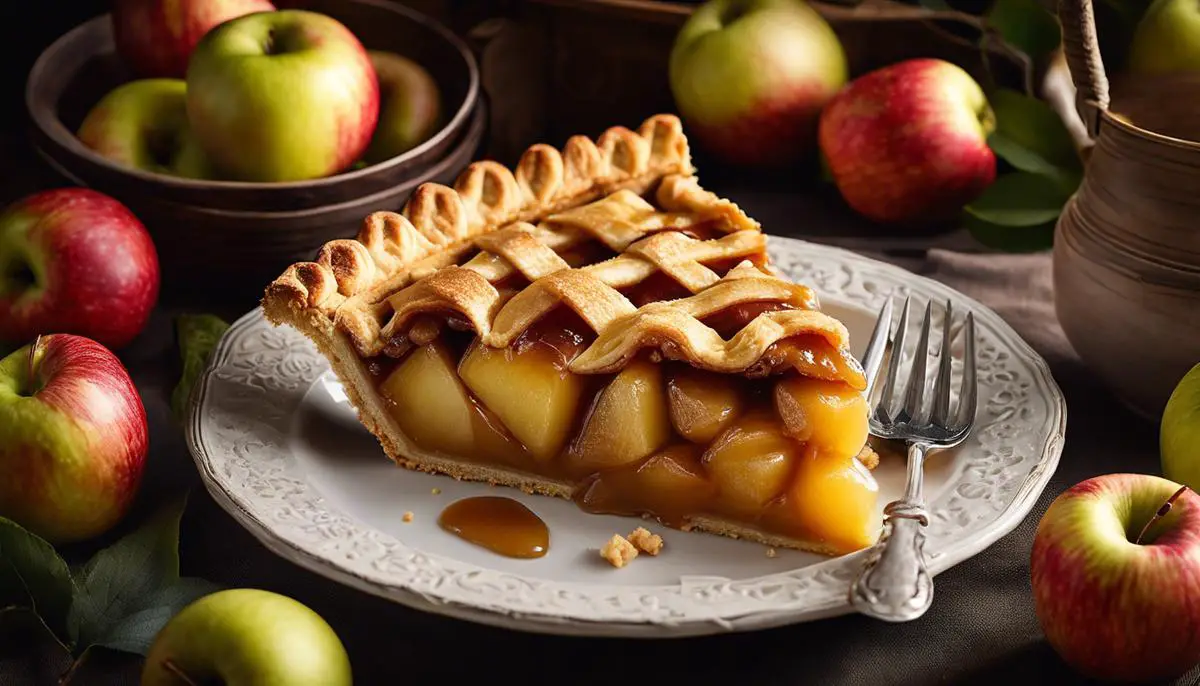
top-left (2, 177), bottom-right (1193, 686)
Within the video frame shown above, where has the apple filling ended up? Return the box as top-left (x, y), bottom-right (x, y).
top-left (372, 306), bottom-right (878, 555)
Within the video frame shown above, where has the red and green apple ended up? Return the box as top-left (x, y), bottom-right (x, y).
top-left (0, 189), bottom-right (160, 349)
top-left (112, 0), bottom-right (277, 79)
top-left (1030, 473), bottom-right (1200, 683)
top-left (186, 10), bottom-right (380, 182)
top-left (0, 335), bottom-right (148, 543)
top-left (818, 58), bottom-right (996, 225)
top-left (668, 0), bottom-right (847, 167)
top-left (77, 79), bottom-right (212, 179)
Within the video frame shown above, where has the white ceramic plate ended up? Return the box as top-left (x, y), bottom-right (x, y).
top-left (187, 237), bottom-right (1066, 637)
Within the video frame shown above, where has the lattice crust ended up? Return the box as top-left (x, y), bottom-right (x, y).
top-left (264, 114), bottom-right (699, 321)
top-left (262, 113), bottom-right (860, 385)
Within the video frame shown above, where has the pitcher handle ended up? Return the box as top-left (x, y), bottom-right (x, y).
top-left (1057, 0), bottom-right (1110, 137)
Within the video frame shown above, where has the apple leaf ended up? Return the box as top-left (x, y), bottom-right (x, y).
top-left (0, 516), bottom-right (75, 643)
top-left (91, 577), bottom-right (218, 655)
top-left (964, 211), bottom-right (1057, 253)
top-left (171, 314), bottom-right (230, 422)
top-left (67, 496), bottom-right (218, 656)
top-left (987, 89), bottom-right (1083, 192)
top-left (965, 172), bottom-right (1071, 227)
top-left (985, 0), bottom-right (1062, 66)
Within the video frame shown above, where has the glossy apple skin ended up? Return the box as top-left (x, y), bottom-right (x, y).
top-left (818, 58), bottom-right (996, 225)
top-left (112, 0), bottom-right (277, 78)
top-left (76, 79), bottom-right (212, 179)
top-left (0, 189), bottom-right (160, 349)
top-left (1129, 0), bottom-right (1200, 74)
top-left (669, 0), bottom-right (847, 167)
top-left (1031, 474), bottom-right (1200, 683)
top-left (1162, 362), bottom-right (1200, 490)
top-left (362, 51), bottom-right (442, 164)
top-left (142, 589), bottom-right (353, 686)
top-left (186, 10), bottom-right (380, 182)
top-left (0, 335), bottom-right (148, 543)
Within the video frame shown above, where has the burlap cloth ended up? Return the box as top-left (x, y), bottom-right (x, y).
top-left (1, 250), bottom-right (1191, 686)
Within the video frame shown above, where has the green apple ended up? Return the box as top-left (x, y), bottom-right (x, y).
top-left (362, 50), bottom-right (442, 164)
top-left (669, 0), bottom-right (847, 167)
top-left (186, 10), bottom-right (380, 182)
top-left (141, 589), bottom-right (352, 686)
top-left (1162, 361), bottom-right (1200, 488)
top-left (76, 79), bottom-right (213, 179)
top-left (1129, 0), bottom-right (1200, 73)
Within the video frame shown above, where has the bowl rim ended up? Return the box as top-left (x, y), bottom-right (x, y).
top-left (25, 0), bottom-right (480, 192)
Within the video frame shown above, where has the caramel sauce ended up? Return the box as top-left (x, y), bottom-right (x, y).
top-left (702, 300), bottom-right (794, 338)
top-left (760, 335), bottom-right (867, 390)
top-left (438, 496), bottom-right (549, 559)
top-left (622, 272), bottom-right (693, 307)
top-left (511, 307), bottom-right (596, 368)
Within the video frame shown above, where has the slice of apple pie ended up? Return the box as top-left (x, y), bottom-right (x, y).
top-left (262, 114), bottom-right (879, 556)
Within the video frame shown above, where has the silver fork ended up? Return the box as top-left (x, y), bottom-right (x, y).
top-left (849, 296), bottom-right (978, 623)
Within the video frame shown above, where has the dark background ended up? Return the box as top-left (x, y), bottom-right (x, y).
top-left (0, 2), bottom-right (1192, 686)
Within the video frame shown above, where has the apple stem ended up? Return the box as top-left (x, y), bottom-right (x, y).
top-left (26, 333), bottom-right (40, 395)
top-left (162, 659), bottom-right (201, 686)
top-left (1135, 485), bottom-right (1190, 545)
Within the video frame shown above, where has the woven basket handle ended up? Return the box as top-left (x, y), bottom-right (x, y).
top-left (1058, 0), bottom-right (1110, 136)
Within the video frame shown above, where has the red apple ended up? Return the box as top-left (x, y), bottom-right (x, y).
top-left (818, 58), bottom-right (997, 225)
top-left (112, 0), bottom-right (277, 79)
top-left (1031, 474), bottom-right (1200, 683)
top-left (0, 335), bottom-right (148, 543)
top-left (668, 0), bottom-right (848, 167)
top-left (186, 10), bottom-right (380, 182)
top-left (0, 189), bottom-right (160, 349)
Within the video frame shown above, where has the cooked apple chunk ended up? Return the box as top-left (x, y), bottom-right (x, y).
top-left (568, 359), bottom-right (670, 473)
top-left (787, 448), bottom-right (879, 554)
top-left (380, 341), bottom-right (484, 456)
top-left (577, 444), bottom-right (715, 520)
top-left (459, 339), bottom-right (585, 463)
top-left (774, 377), bottom-right (869, 458)
top-left (702, 413), bottom-right (797, 514)
top-left (667, 367), bottom-right (745, 443)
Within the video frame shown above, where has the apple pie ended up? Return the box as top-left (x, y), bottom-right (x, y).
top-left (262, 114), bottom-right (879, 556)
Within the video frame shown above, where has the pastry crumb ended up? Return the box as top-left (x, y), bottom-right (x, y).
top-left (402, 511), bottom-right (414, 523)
top-left (431, 487), bottom-right (441, 495)
top-left (600, 534), bottom-right (638, 568)
top-left (628, 527), bottom-right (663, 556)
top-left (766, 548), bottom-right (777, 558)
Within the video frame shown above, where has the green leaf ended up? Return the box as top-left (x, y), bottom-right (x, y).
top-left (965, 172), bottom-right (1071, 227)
top-left (986, 0), bottom-right (1063, 65)
top-left (171, 314), bottom-right (230, 422)
top-left (0, 517), bottom-right (75, 642)
top-left (92, 577), bottom-right (217, 654)
top-left (965, 212), bottom-right (1057, 252)
top-left (987, 89), bottom-right (1083, 190)
top-left (68, 496), bottom-right (217, 656)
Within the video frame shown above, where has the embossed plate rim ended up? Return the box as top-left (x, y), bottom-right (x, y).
top-left (187, 237), bottom-right (1066, 637)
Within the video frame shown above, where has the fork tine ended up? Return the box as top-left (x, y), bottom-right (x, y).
top-left (955, 311), bottom-right (978, 429)
top-left (932, 300), bottom-right (955, 426)
top-left (900, 301), bottom-right (934, 423)
top-left (874, 296), bottom-right (910, 423)
top-left (861, 298), bottom-right (894, 398)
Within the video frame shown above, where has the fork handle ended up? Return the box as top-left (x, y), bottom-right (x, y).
top-left (849, 443), bottom-right (934, 623)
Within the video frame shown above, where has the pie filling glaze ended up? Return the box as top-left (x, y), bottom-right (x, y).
top-left (263, 114), bottom-right (880, 556)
